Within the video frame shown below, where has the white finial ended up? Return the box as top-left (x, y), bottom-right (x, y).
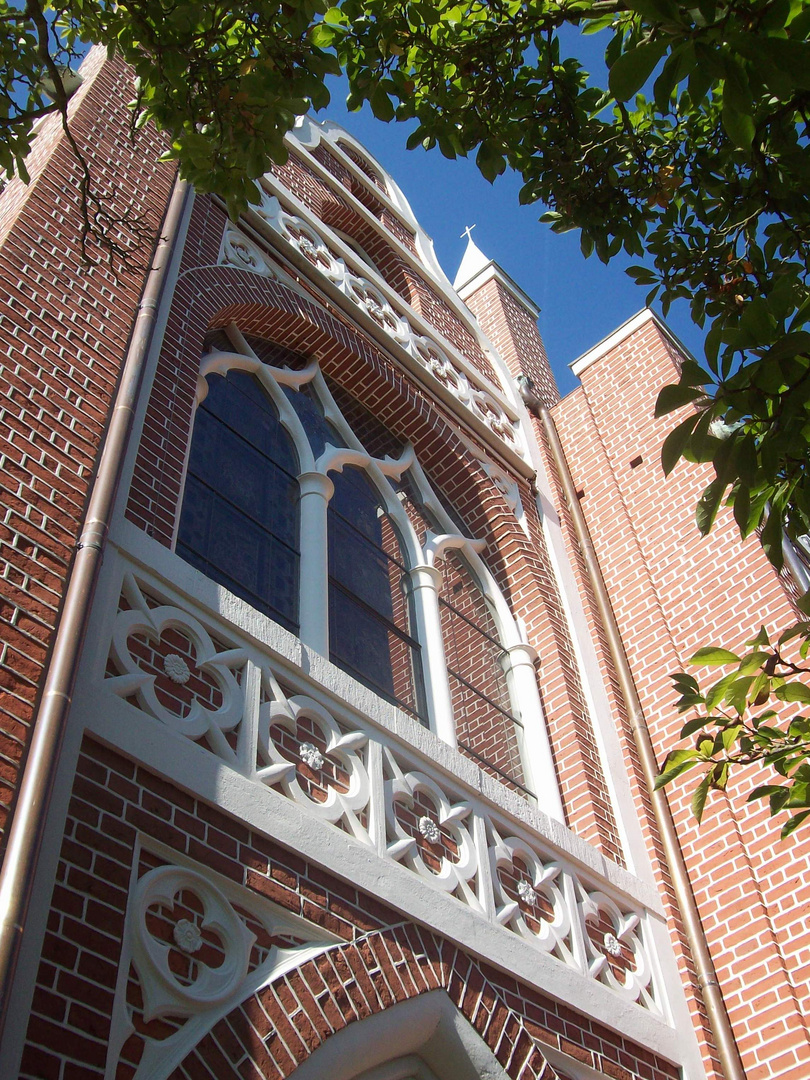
top-left (461, 224), bottom-right (476, 242)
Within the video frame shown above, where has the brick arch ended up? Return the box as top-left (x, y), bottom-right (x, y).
top-left (170, 924), bottom-right (559, 1080)
top-left (319, 193), bottom-right (416, 305)
top-left (127, 258), bottom-right (623, 857)
top-left (127, 266), bottom-right (514, 561)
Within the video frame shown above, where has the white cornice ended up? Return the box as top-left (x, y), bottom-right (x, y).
top-left (570, 309), bottom-right (689, 377)
top-left (456, 260), bottom-right (541, 319)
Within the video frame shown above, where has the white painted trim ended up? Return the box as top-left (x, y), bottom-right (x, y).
top-left (76, 692), bottom-right (682, 1057)
top-left (107, 515), bottom-right (666, 910)
top-left (570, 309), bottom-right (691, 378)
top-left (289, 989), bottom-right (510, 1080)
top-left (456, 260), bottom-right (541, 319)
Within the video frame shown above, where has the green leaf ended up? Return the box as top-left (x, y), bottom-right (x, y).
top-left (774, 683), bottom-right (810, 705)
top-left (655, 382), bottom-right (704, 417)
top-left (680, 714), bottom-right (714, 738)
top-left (748, 784), bottom-right (785, 802)
top-left (661, 412), bottom-right (701, 475)
top-left (655, 752), bottom-right (702, 788)
top-left (738, 650), bottom-right (771, 676)
top-left (370, 85), bottom-right (395, 121)
top-left (609, 41), bottom-right (668, 102)
top-left (690, 647), bottom-right (741, 665)
top-left (721, 97), bottom-right (755, 151)
top-left (691, 772), bottom-right (712, 822)
top-left (696, 476), bottom-right (729, 536)
top-left (781, 811), bottom-right (810, 839)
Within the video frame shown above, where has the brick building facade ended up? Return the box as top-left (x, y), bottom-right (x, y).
top-left (0, 46), bottom-right (805, 1080)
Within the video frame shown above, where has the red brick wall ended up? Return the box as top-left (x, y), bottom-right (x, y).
top-left (552, 316), bottom-right (810, 1079)
top-left (0, 50), bottom-right (174, 853)
top-left (463, 277), bottom-right (558, 407)
top-left (20, 737), bottom-right (680, 1080)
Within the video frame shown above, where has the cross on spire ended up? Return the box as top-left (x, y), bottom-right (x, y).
top-left (461, 224), bottom-right (476, 242)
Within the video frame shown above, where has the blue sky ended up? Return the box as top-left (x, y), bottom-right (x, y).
top-left (320, 63), bottom-right (704, 399)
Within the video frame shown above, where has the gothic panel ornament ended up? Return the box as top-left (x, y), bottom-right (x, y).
top-left (106, 576), bottom-right (247, 755)
top-left (98, 563), bottom-right (662, 1017)
top-left (488, 823), bottom-right (574, 965)
top-left (383, 750), bottom-right (480, 910)
top-left (219, 224), bottom-right (279, 278)
top-left (107, 855), bottom-right (339, 1080)
top-left (257, 690), bottom-right (372, 845)
top-left (578, 886), bottom-right (656, 1011)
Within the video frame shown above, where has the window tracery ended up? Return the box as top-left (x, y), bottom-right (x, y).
top-left (176, 326), bottom-right (561, 815)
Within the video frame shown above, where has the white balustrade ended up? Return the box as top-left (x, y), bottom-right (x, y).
top-left (103, 568), bottom-right (661, 1018)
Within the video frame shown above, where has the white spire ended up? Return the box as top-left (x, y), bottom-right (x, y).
top-left (453, 227), bottom-right (492, 291)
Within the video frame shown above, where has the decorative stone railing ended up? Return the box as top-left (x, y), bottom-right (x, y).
top-left (218, 199), bottom-right (525, 459)
top-left (101, 556), bottom-right (662, 1019)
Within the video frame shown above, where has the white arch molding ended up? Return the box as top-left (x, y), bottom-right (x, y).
top-left (181, 324), bottom-right (564, 822)
top-left (287, 990), bottom-right (515, 1080)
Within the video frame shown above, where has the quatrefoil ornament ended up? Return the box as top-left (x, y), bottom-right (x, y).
top-left (107, 577), bottom-right (246, 741)
top-left (132, 866), bottom-right (255, 1021)
top-left (257, 694), bottom-right (371, 842)
top-left (489, 826), bottom-right (571, 958)
top-left (580, 889), bottom-right (655, 1008)
top-left (384, 764), bottom-right (478, 904)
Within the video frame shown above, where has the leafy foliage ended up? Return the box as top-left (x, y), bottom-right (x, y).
top-left (4, 0), bottom-right (810, 827)
top-left (1, 0), bottom-right (340, 249)
top-left (657, 622), bottom-right (810, 838)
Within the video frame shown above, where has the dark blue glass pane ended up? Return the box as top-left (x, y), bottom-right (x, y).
top-left (178, 369), bottom-right (300, 632)
top-left (203, 371), bottom-right (298, 476)
top-left (329, 586), bottom-right (396, 698)
top-left (329, 515), bottom-right (394, 619)
top-left (282, 384), bottom-right (343, 457)
top-left (330, 468), bottom-right (384, 544)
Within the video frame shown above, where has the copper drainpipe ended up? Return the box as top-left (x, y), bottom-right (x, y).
top-left (0, 176), bottom-right (190, 1041)
top-left (537, 403), bottom-right (746, 1080)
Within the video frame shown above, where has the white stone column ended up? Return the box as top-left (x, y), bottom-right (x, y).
top-left (503, 642), bottom-right (565, 821)
top-left (297, 471), bottom-right (334, 656)
top-left (408, 563), bottom-right (457, 748)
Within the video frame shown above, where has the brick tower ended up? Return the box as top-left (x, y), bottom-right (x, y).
top-left (0, 44), bottom-right (803, 1080)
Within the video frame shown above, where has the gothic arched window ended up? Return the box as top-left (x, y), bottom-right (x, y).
top-left (438, 550), bottom-right (528, 796)
top-left (328, 466), bottom-right (425, 719)
top-left (175, 328), bottom-right (562, 818)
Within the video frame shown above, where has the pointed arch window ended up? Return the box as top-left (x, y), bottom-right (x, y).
top-left (175, 328), bottom-right (563, 818)
top-left (328, 467), bottom-right (426, 718)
